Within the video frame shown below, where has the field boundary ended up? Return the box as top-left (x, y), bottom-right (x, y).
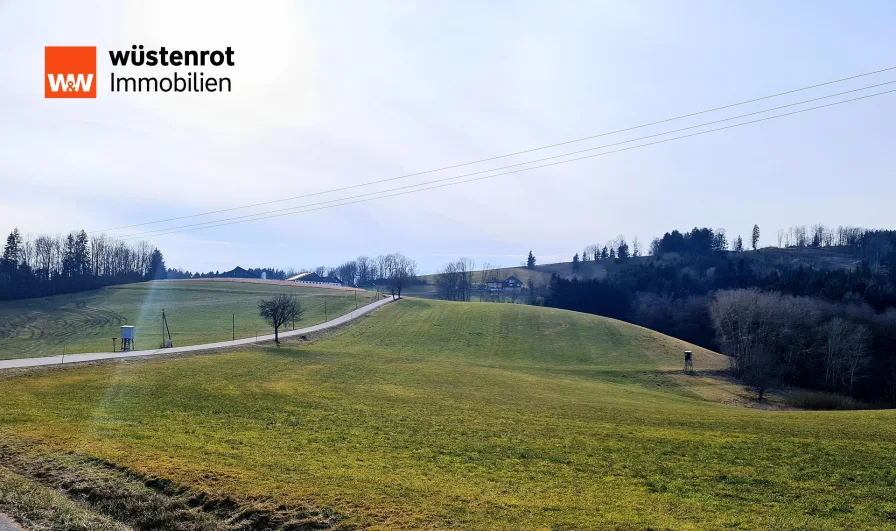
top-left (163, 277), bottom-right (367, 292)
top-left (0, 295), bottom-right (396, 370)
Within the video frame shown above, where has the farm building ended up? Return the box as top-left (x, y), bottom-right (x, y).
top-left (504, 275), bottom-right (523, 289)
top-left (486, 279), bottom-right (503, 291)
top-left (222, 266), bottom-right (251, 278)
top-left (285, 272), bottom-right (343, 287)
top-left (486, 275), bottom-right (525, 292)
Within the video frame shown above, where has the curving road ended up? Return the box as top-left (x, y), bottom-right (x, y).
top-left (0, 295), bottom-right (396, 371)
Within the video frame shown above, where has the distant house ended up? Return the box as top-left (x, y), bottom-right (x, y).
top-left (503, 275), bottom-right (523, 289)
top-left (285, 272), bottom-right (343, 287)
top-left (486, 275), bottom-right (524, 292)
top-left (486, 279), bottom-right (503, 292)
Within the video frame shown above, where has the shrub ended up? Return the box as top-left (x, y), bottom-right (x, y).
top-left (785, 390), bottom-right (871, 410)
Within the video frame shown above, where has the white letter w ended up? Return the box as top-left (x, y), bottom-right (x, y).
top-left (47, 73), bottom-right (94, 92)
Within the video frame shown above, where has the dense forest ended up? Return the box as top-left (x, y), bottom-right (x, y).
top-left (543, 225), bottom-right (896, 404)
top-left (0, 228), bottom-right (166, 301)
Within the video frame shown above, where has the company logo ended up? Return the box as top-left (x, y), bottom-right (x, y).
top-left (44, 45), bottom-right (235, 98)
top-left (45, 46), bottom-right (96, 98)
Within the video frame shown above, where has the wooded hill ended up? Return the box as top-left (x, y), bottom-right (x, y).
top-left (540, 227), bottom-right (896, 405)
top-left (0, 228), bottom-right (166, 301)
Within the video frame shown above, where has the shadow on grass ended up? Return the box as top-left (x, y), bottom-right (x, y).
top-left (0, 433), bottom-right (340, 531)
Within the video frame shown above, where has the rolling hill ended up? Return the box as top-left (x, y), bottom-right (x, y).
top-left (1, 299), bottom-right (894, 529)
top-left (0, 279), bottom-right (369, 360)
top-left (409, 245), bottom-right (865, 300)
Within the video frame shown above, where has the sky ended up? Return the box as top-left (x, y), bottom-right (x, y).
top-left (1, 0), bottom-right (894, 274)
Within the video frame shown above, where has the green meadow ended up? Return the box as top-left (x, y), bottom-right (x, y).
top-left (1, 299), bottom-right (895, 529)
top-left (0, 280), bottom-right (367, 360)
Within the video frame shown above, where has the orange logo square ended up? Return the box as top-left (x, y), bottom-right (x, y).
top-left (45, 46), bottom-right (97, 98)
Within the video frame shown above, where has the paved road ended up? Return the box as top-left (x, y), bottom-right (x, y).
top-left (0, 514), bottom-right (22, 531)
top-left (0, 295), bottom-right (396, 371)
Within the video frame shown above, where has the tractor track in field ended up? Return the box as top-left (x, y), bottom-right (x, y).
top-left (0, 307), bottom-right (125, 341)
top-left (0, 434), bottom-right (340, 530)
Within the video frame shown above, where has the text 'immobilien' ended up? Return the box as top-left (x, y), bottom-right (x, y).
top-left (108, 45), bottom-right (235, 93)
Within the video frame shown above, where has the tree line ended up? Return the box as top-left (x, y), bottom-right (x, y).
top-left (434, 258), bottom-right (476, 301)
top-left (709, 289), bottom-right (881, 401)
top-left (166, 253), bottom-right (420, 294)
top-left (775, 224), bottom-right (865, 249)
top-left (568, 224), bottom-right (894, 274)
top-left (578, 235), bottom-right (642, 263)
top-left (542, 225), bottom-right (896, 404)
top-left (166, 266), bottom-right (294, 280)
top-left (0, 228), bottom-right (166, 301)
top-left (271, 253), bottom-right (419, 298)
top-left (325, 253), bottom-right (418, 290)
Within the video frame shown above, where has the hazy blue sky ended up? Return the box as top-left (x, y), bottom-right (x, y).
top-left (1, 1), bottom-right (894, 273)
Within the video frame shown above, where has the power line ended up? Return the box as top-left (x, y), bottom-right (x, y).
top-left (115, 81), bottom-right (895, 239)
top-left (93, 66), bottom-right (896, 234)
top-left (119, 88), bottom-right (896, 241)
top-left (125, 89), bottom-right (896, 240)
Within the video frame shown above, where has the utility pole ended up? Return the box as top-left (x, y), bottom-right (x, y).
top-left (161, 310), bottom-right (173, 348)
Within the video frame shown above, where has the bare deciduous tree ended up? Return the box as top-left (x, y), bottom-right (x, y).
top-left (709, 289), bottom-right (818, 400)
top-left (258, 294), bottom-right (303, 346)
top-left (478, 262), bottom-right (493, 302)
top-left (388, 253), bottom-right (417, 299)
top-left (794, 225), bottom-right (808, 248)
top-left (823, 318), bottom-right (872, 396)
top-left (742, 346), bottom-right (782, 401)
top-left (435, 258), bottom-right (475, 301)
top-left (710, 288), bottom-right (875, 400)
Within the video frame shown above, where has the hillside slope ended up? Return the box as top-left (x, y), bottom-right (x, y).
top-left (1, 300), bottom-right (894, 530)
top-left (411, 246), bottom-right (864, 299)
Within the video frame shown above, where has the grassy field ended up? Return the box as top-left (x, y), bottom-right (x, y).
top-left (1, 299), bottom-right (895, 529)
top-left (0, 280), bottom-right (370, 360)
